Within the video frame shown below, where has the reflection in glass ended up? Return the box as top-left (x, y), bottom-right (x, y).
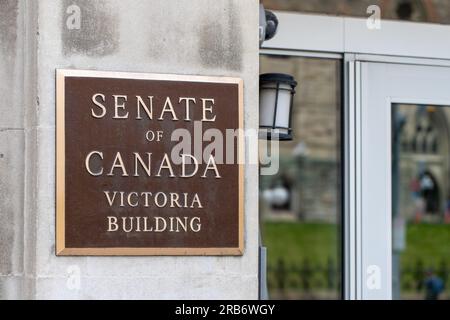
top-left (392, 104), bottom-right (450, 300)
top-left (261, 0), bottom-right (450, 25)
top-left (259, 55), bottom-right (341, 299)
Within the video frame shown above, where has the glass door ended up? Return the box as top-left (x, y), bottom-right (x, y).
top-left (358, 62), bottom-right (450, 299)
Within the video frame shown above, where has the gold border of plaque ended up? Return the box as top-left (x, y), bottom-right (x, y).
top-left (56, 69), bottom-right (244, 256)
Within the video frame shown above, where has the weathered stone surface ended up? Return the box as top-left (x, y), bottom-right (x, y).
top-left (0, 0), bottom-right (259, 299)
top-left (0, 130), bottom-right (24, 298)
top-left (61, 0), bottom-right (119, 57)
top-left (0, 0), bottom-right (24, 128)
top-left (0, 1), bottom-right (28, 300)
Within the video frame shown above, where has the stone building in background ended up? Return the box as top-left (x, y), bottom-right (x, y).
top-left (260, 56), bottom-right (340, 223)
top-left (260, 0), bottom-right (450, 223)
top-left (396, 105), bottom-right (450, 223)
top-left (262, 0), bottom-right (450, 24)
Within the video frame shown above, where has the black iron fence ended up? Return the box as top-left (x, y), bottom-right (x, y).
top-left (267, 258), bottom-right (340, 296)
top-left (267, 257), bottom-right (449, 298)
top-left (399, 259), bottom-right (448, 293)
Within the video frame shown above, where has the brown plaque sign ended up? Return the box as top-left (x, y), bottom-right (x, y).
top-left (56, 69), bottom-right (244, 255)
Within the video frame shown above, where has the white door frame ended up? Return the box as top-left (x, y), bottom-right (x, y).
top-left (357, 62), bottom-right (450, 299)
top-left (260, 11), bottom-right (450, 300)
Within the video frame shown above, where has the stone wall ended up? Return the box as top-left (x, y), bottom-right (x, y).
top-left (0, 0), bottom-right (259, 299)
top-left (0, 0), bottom-right (31, 299)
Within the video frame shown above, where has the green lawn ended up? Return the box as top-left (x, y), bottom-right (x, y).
top-left (401, 223), bottom-right (450, 267)
top-left (263, 221), bottom-right (450, 298)
top-left (262, 221), bottom-right (450, 268)
top-left (262, 222), bottom-right (339, 267)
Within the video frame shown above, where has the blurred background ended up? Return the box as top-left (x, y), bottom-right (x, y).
top-left (262, 0), bottom-right (450, 24)
top-left (259, 0), bottom-right (450, 300)
top-left (259, 55), bottom-right (342, 300)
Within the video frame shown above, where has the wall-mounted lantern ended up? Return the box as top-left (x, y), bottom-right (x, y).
top-left (259, 6), bottom-right (298, 141)
top-left (259, 73), bottom-right (297, 141)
